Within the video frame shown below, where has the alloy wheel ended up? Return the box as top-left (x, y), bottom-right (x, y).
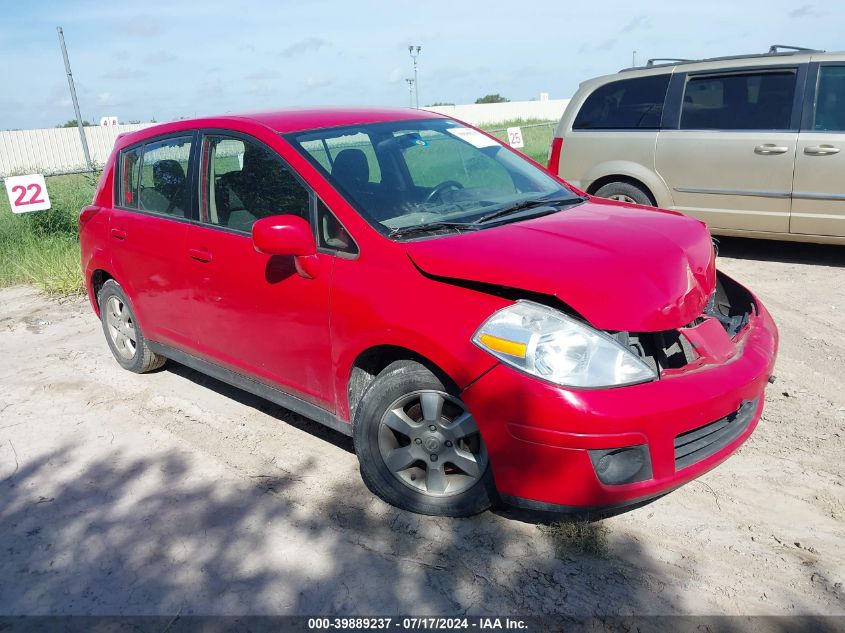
top-left (377, 390), bottom-right (487, 497)
top-left (105, 295), bottom-right (137, 360)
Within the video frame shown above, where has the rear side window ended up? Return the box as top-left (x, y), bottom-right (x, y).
top-left (138, 137), bottom-right (193, 217)
top-left (118, 147), bottom-right (142, 208)
top-left (202, 135), bottom-right (311, 233)
top-left (573, 75), bottom-right (670, 129)
top-left (814, 66), bottom-right (845, 132)
top-left (681, 71), bottom-right (797, 130)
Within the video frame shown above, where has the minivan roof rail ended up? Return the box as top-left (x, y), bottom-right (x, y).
top-left (620, 45), bottom-right (826, 72)
top-left (646, 58), bottom-right (694, 67)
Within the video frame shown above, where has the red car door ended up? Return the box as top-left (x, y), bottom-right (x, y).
top-left (108, 134), bottom-right (196, 350)
top-left (185, 132), bottom-right (335, 410)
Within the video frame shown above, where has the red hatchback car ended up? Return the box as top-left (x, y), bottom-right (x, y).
top-left (80, 108), bottom-right (778, 517)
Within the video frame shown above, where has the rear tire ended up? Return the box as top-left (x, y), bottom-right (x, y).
top-left (594, 181), bottom-right (654, 206)
top-left (98, 279), bottom-right (166, 374)
top-left (353, 360), bottom-right (494, 517)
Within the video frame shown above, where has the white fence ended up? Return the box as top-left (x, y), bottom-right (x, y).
top-left (0, 124), bottom-right (153, 178)
top-left (0, 100), bottom-right (570, 178)
top-left (425, 99), bottom-right (569, 126)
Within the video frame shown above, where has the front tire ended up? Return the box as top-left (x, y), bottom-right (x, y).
top-left (98, 279), bottom-right (166, 373)
top-left (353, 360), bottom-right (494, 517)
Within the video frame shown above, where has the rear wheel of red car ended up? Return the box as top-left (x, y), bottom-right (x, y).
top-left (97, 279), bottom-right (166, 374)
top-left (594, 181), bottom-right (654, 206)
top-left (353, 360), bottom-right (494, 517)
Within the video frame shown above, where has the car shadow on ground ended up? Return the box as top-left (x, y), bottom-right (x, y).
top-left (716, 236), bottom-right (845, 268)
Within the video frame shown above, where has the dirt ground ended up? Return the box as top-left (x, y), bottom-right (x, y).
top-left (0, 236), bottom-right (843, 618)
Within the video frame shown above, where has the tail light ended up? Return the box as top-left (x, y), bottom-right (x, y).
top-left (547, 137), bottom-right (563, 174)
top-left (78, 205), bottom-right (100, 231)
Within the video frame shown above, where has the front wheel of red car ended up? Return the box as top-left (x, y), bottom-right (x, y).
top-left (353, 360), bottom-right (495, 517)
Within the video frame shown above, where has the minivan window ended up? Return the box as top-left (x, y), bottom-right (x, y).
top-left (681, 71), bottom-right (797, 130)
top-left (814, 66), bottom-right (845, 131)
top-left (138, 137), bottom-right (193, 217)
top-left (573, 75), bottom-right (670, 130)
top-left (201, 135), bottom-right (311, 233)
top-left (119, 146), bottom-right (142, 209)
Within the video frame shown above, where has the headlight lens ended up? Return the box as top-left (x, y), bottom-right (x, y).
top-left (472, 301), bottom-right (657, 388)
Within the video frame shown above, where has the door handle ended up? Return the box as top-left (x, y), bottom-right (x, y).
top-left (188, 248), bottom-right (213, 263)
top-left (804, 145), bottom-right (840, 156)
top-left (110, 228), bottom-right (127, 240)
top-left (754, 144), bottom-right (789, 155)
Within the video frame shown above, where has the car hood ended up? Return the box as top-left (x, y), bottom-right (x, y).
top-left (404, 199), bottom-right (716, 331)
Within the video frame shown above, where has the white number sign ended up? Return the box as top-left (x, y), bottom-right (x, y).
top-left (4, 174), bottom-right (51, 213)
top-left (506, 127), bottom-right (525, 149)
top-left (100, 116), bottom-right (119, 126)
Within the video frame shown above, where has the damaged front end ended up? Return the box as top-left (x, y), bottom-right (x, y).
top-left (611, 271), bottom-right (757, 377)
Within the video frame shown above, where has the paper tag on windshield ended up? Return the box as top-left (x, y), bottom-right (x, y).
top-left (445, 127), bottom-right (499, 148)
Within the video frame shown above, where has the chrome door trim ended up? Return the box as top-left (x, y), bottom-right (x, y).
top-left (673, 186), bottom-right (791, 199)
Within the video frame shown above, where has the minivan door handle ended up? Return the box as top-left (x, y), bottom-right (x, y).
top-left (110, 228), bottom-right (127, 240)
top-left (754, 144), bottom-right (789, 155)
top-left (188, 248), bottom-right (213, 263)
top-left (804, 145), bottom-right (840, 156)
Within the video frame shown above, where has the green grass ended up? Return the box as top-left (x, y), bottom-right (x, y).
top-left (481, 119), bottom-right (557, 164)
top-left (0, 120), bottom-right (556, 296)
top-left (0, 173), bottom-right (95, 294)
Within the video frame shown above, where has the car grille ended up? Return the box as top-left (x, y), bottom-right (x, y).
top-left (674, 399), bottom-right (758, 471)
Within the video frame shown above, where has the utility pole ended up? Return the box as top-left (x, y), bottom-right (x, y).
top-left (57, 26), bottom-right (93, 172)
top-left (405, 78), bottom-right (415, 108)
top-left (408, 45), bottom-right (421, 108)
top-left (632, 50), bottom-right (637, 67)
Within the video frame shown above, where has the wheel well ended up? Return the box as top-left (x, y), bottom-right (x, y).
top-left (587, 175), bottom-right (656, 205)
top-left (347, 345), bottom-right (457, 420)
top-left (91, 270), bottom-right (114, 299)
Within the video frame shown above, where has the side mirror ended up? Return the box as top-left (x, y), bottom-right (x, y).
top-left (252, 215), bottom-right (320, 279)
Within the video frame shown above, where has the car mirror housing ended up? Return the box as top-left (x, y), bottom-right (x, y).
top-left (252, 215), bottom-right (320, 278)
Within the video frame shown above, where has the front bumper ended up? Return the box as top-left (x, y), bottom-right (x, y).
top-left (461, 296), bottom-right (778, 511)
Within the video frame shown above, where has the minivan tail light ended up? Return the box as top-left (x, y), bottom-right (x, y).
top-left (79, 205), bottom-right (100, 231)
top-left (547, 137), bottom-right (563, 174)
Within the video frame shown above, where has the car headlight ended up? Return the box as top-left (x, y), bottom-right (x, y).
top-left (472, 300), bottom-right (657, 388)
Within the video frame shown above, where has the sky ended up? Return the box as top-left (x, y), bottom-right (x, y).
top-left (0, 0), bottom-right (841, 130)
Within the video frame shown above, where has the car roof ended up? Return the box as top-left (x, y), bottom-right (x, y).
top-left (231, 107), bottom-right (447, 133)
top-left (115, 107), bottom-right (448, 149)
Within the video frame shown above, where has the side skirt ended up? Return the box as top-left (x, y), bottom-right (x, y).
top-left (147, 341), bottom-right (353, 437)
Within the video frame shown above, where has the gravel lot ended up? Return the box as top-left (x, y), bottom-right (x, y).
top-left (0, 237), bottom-right (843, 618)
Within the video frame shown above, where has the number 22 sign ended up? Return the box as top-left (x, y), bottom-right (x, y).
top-left (4, 174), bottom-right (51, 213)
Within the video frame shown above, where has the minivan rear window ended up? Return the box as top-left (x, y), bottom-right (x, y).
top-left (680, 70), bottom-right (797, 131)
top-left (573, 75), bottom-right (670, 130)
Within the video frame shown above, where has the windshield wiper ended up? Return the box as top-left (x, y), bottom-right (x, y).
top-left (472, 196), bottom-right (586, 225)
top-left (388, 221), bottom-right (477, 239)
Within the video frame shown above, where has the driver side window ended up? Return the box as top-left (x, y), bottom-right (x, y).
top-left (201, 135), bottom-right (311, 233)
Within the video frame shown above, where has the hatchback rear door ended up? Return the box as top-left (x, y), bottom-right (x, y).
top-left (655, 64), bottom-right (806, 233)
top-left (109, 134), bottom-right (197, 350)
top-left (791, 58), bottom-right (845, 237)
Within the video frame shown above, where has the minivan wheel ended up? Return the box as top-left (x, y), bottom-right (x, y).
top-left (97, 279), bottom-right (166, 373)
top-left (594, 181), bottom-right (654, 206)
top-left (353, 360), bottom-right (494, 517)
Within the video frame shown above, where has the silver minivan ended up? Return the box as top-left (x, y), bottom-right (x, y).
top-left (548, 46), bottom-right (845, 245)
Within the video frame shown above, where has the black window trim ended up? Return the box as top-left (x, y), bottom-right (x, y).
top-left (801, 61), bottom-right (845, 133)
top-left (113, 130), bottom-right (201, 224)
top-left (571, 73), bottom-right (673, 132)
top-left (665, 63), bottom-right (808, 132)
top-left (315, 195), bottom-right (360, 259)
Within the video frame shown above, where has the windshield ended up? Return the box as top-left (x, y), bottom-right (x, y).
top-left (286, 118), bottom-right (579, 235)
